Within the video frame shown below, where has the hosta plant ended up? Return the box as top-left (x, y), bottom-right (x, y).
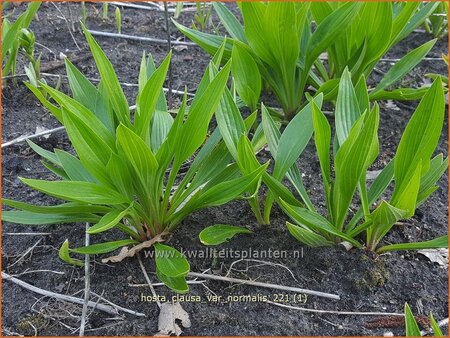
top-left (422, 1), bottom-right (448, 39)
top-left (2, 26), bottom-right (268, 293)
top-left (264, 70), bottom-right (448, 253)
top-left (175, 2), bottom-right (360, 119)
top-left (175, 2), bottom-right (440, 119)
top-left (215, 82), bottom-right (323, 224)
top-left (313, 1), bottom-right (441, 101)
top-left (2, 1), bottom-right (41, 78)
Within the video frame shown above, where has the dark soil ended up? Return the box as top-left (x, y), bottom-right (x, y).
top-left (2, 2), bottom-right (448, 336)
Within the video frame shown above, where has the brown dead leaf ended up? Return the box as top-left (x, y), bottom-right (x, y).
top-left (418, 249), bottom-right (448, 267)
top-left (102, 232), bottom-right (169, 263)
top-left (155, 302), bottom-right (191, 336)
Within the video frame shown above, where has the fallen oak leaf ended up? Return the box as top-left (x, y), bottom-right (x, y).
top-left (417, 248), bottom-right (448, 267)
top-left (155, 302), bottom-right (191, 337)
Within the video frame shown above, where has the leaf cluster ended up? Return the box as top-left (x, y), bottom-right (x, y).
top-left (175, 2), bottom-right (442, 119)
top-left (3, 26), bottom-right (267, 292)
top-left (2, 1), bottom-right (41, 78)
top-left (264, 70), bottom-right (448, 253)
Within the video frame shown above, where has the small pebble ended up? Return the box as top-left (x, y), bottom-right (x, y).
top-left (384, 331), bottom-right (394, 337)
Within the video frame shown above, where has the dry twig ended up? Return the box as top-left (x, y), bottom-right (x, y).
top-left (265, 300), bottom-right (403, 316)
top-left (187, 271), bottom-right (340, 300)
top-left (79, 223), bottom-right (90, 336)
top-left (87, 29), bottom-right (196, 46)
top-left (137, 254), bottom-right (161, 308)
top-left (2, 272), bottom-right (145, 317)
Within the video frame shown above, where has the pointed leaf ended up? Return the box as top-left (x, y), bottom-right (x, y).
top-left (81, 23), bottom-right (130, 126)
top-left (156, 267), bottom-right (189, 294)
top-left (87, 208), bottom-right (132, 234)
top-left (59, 240), bottom-right (84, 266)
top-left (70, 239), bottom-right (138, 254)
top-left (154, 243), bottom-right (190, 278)
top-left (20, 178), bottom-right (129, 204)
top-left (287, 222), bottom-right (333, 247)
top-left (378, 235), bottom-right (448, 254)
top-left (199, 224), bottom-right (252, 246)
top-left (371, 39), bottom-right (437, 95)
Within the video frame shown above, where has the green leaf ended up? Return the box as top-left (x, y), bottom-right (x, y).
top-left (215, 86), bottom-right (247, 160)
top-left (369, 87), bottom-right (430, 101)
top-left (367, 201), bottom-right (408, 249)
top-left (155, 91), bottom-right (187, 168)
top-left (390, 3), bottom-right (420, 43)
top-left (20, 178), bottom-right (130, 205)
top-left (262, 172), bottom-right (303, 208)
top-left (393, 162), bottom-right (422, 217)
top-left (81, 23), bottom-right (130, 126)
top-left (42, 83), bottom-right (115, 149)
top-left (183, 163), bottom-right (268, 212)
top-left (335, 68), bottom-right (361, 145)
top-left (261, 100), bottom-right (318, 213)
top-left (27, 140), bottom-right (60, 165)
top-left (236, 135), bottom-right (261, 174)
top-left (316, 78), bottom-right (340, 102)
top-left (24, 83), bottom-right (63, 122)
top-left (70, 239), bottom-right (138, 254)
top-left (116, 124), bottom-right (158, 186)
top-left (273, 95), bottom-right (318, 180)
top-left (174, 143), bottom-right (234, 209)
top-left (394, 2), bottom-right (439, 45)
top-left (154, 243), bottom-right (190, 278)
top-left (156, 267), bottom-right (189, 294)
top-left (150, 110), bottom-right (173, 153)
top-left (212, 3), bottom-right (246, 42)
top-left (2, 210), bottom-right (100, 225)
top-left (61, 109), bottom-right (114, 185)
top-left (172, 20), bottom-right (232, 59)
top-left (65, 59), bottom-right (115, 132)
top-left (2, 2), bottom-right (40, 61)
top-left (392, 79), bottom-right (445, 204)
top-left (429, 312), bottom-right (444, 337)
top-left (286, 222), bottom-right (333, 247)
top-left (87, 207), bottom-right (132, 234)
top-left (2, 199), bottom-right (111, 215)
top-left (59, 240), bottom-right (84, 267)
top-left (199, 224), bottom-right (252, 246)
top-left (312, 102), bottom-right (331, 186)
top-left (231, 42), bottom-right (261, 111)
top-left (371, 39), bottom-right (437, 95)
top-left (417, 155), bottom-right (448, 205)
top-left (280, 200), bottom-right (361, 248)
top-left (55, 149), bottom-right (96, 182)
top-left (174, 61), bottom-right (231, 165)
top-left (239, 2), bottom-right (273, 67)
top-left (306, 3), bottom-right (361, 70)
top-left (135, 52), bottom-right (171, 140)
top-left (347, 160), bottom-right (395, 233)
top-left (333, 108), bottom-right (379, 229)
top-left (354, 75), bottom-right (370, 114)
top-left (378, 235), bottom-right (448, 253)
top-left (106, 153), bottom-right (134, 198)
top-left (360, 2), bottom-right (393, 66)
top-left (405, 303), bottom-right (421, 337)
